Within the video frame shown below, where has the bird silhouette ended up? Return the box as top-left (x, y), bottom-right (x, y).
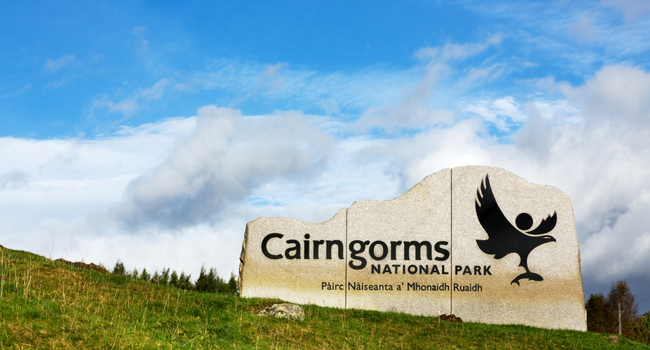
top-left (475, 174), bottom-right (557, 285)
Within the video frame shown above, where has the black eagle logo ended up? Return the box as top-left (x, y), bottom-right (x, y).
top-left (475, 175), bottom-right (557, 285)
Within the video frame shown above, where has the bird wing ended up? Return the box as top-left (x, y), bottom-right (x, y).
top-left (526, 212), bottom-right (557, 235)
top-left (475, 174), bottom-right (519, 258)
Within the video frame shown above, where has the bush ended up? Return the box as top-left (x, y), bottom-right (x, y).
top-left (160, 268), bottom-right (170, 286)
top-left (608, 280), bottom-right (638, 339)
top-left (228, 273), bottom-right (238, 295)
top-left (586, 293), bottom-right (614, 333)
top-left (635, 312), bottom-right (650, 345)
top-left (140, 268), bottom-right (151, 282)
top-left (586, 280), bottom-right (649, 344)
top-left (195, 266), bottom-right (214, 292)
top-left (118, 262), bottom-right (235, 295)
top-left (178, 272), bottom-right (193, 290)
top-left (170, 270), bottom-right (179, 287)
top-left (195, 266), bottom-right (231, 293)
top-left (112, 260), bottom-right (126, 276)
top-left (152, 271), bottom-right (161, 283)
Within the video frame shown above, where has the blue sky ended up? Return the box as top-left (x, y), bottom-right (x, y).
top-left (6, 0), bottom-right (647, 138)
top-left (2, 0), bottom-right (650, 313)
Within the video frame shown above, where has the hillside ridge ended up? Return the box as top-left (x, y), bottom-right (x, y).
top-left (1, 245), bottom-right (647, 349)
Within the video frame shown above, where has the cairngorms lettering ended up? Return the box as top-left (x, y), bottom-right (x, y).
top-left (260, 233), bottom-right (450, 271)
top-left (261, 233), bottom-right (344, 260)
top-left (348, 239), bottom-right (449, 270)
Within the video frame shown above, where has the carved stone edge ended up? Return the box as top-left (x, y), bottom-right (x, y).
top-left (237, 208), bottom-right (348, 296)
top-left (237, 223), bottom-right (250, 295)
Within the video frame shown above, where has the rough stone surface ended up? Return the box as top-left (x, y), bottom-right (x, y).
top-left (346, 169), bottom-right (451, 316)
top-left (239, 209), bottom-right (346, 308)
top-left (257, 303), bottom-right (305, 322)
top-left (450, 166), bottom-right (586, 331)
top-left (238, 166), bottom-right (587, 331)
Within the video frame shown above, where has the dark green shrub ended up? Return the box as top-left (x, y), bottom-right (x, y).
top-left (170, 270), bottom-right (179, 287)
top-left (586, 293), bottom-right (614, 333)
top-left (160, 268), bottom-right (170, 285)
top-left (141, 268), bottom-right (151, 282)
top-left (195, 266), bottom-right (227, 293)
top-left (178, 272), bottom-right (193, 290)
top-left (228, 273), bottom-right (238, 295)
top-left (586, 280), bottom-right (648, 344)
top-left (152, 271), bottom-right (161, 283)
top-left (112, 260), bottom-right (126, 276)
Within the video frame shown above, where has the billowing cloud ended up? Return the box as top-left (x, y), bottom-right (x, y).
top-left (0, 117), bottom-right (195, 228)
top-left (0, 105), bottom-right (340, 281)
top-left (560, 65), bottom-right (650, 125)
top-left (112, 105), bottom-right (334, 229)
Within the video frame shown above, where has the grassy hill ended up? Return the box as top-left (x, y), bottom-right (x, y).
top-left (1, 246), bottom-right (647, 349)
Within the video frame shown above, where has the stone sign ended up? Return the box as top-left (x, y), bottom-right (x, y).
top-left (238, 166), bottom-right (587, 331)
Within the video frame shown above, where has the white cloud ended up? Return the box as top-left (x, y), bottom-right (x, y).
top-left (319, 98), bottom-right (340, 116)
top-left (462, 0), bottom-right (650, 77)
top-left (458, 63), bottom-right (508, 86)
top-left (3, 84), bottom-right (31, 98)
top-left (413, 34), bottom-right (503, 62)
top-left (0, 170), bottom-right (29, 190)
top-left (45, 80), bottom-right (70, 90)
top-left (0, 117), bottom-right (195, 227)
top-left (259, 63), bottom-right (286, 95)
top-left (581, 192), bottom-right (650, 282)
top-left (174, 59), bottom-right (415, 113)
top-left (43, 55), bottom-right (76, 73)
top-left (354, 36), bottom-right (502, 132)
top-left (111, 106), bottom-right (334, 229)
top-left (463, 96), bottom-right (526, 131)
top-left (0, 107), bottom-right (345, 281)
top-left (568, 12), bottom-right (599, 42)
top-left (560, 64), bottom-right (650, 125)
top-left (601, 0), bottom-right (650, 22)
top-left (139, 78), bottom-right (169, 100)
top-left (91, 96), bottom-right (140, 117)
top-left (90, 78), bottom-right (170, 117)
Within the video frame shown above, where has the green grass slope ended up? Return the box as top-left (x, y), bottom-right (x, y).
top-left (1, 246), bottom-right (647, 349)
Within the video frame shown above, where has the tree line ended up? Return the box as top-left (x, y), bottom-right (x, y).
top-left (111, 260), bottom-right (238, 294)
top-left (586, 280), bottom-right (650, 344)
